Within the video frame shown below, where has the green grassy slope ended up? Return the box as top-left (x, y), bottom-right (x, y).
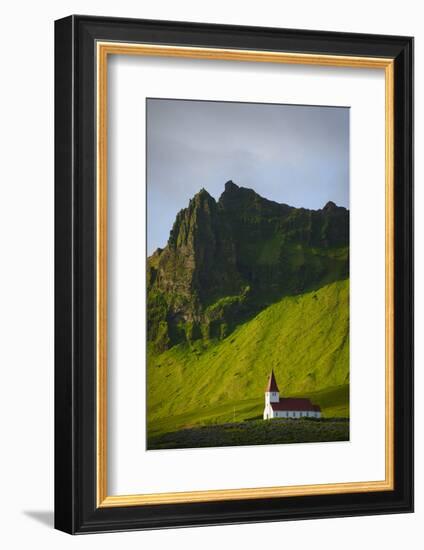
top-left (147, 279), bottom-right (349, 436)
top-left (148, 385), bottom-right (349, 439)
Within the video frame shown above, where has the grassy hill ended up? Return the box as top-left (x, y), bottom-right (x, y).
top-left (147, 385), bottom-right (349, 440)
top-left (147, 278), bottom-right (349, 438)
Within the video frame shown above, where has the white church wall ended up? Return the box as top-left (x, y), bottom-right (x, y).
top-left (263, 404), bottom-right (274, 419)
top-left (265, 391), bottom-right (279, 406)
top-left (268, 410), bottom-right (321, 419)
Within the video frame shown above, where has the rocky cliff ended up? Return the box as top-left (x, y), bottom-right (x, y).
top-left (147, 180), bottom-right (349, 350)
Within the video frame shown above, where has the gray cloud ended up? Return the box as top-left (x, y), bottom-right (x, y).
top-left (147, 98), bottom-right (349, 254)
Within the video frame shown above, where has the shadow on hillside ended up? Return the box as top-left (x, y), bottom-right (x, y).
top-left (203, 273), bottom-right (350, 345)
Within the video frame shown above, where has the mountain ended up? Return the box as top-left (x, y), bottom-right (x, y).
top-left (147, 181), bottom-right (350, 433)
top-left (147, 180), bottom-right (349, 352)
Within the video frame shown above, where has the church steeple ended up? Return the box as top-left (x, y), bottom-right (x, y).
top-left (265, 370), bottom-right (279, 393)
top-left (265, 370), bottom-right (280, 404)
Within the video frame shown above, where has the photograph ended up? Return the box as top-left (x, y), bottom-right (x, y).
top-left (146, 98), bottom-right (350, 450)
top-left (50, 10), bottom-right (412, 536)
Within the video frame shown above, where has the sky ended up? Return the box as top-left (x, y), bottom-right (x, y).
top-left (146, 98), bottom-right (349, 255)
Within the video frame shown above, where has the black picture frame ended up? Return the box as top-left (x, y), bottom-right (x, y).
top-left (55, 14), bottom-right (414, 534)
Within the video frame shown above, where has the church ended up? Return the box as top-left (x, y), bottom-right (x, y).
top-left (263, 370), bottom-right (321, 420)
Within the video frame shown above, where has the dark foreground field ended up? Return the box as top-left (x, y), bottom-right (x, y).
top-left (147, 418), bottom-right (349, 450)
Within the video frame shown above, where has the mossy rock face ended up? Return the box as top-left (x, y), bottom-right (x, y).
top-left (147, 181), bottom-right (349, 348)
top-left (154, 321), bottom-right (170, 353)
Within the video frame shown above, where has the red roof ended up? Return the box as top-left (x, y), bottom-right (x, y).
top-left (265, 370), bottom-right (279, 392)
top-left (270, 398), bottom-right (320, 412)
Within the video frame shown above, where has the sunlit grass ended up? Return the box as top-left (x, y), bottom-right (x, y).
top-left (147, 279), bottom-right (349, 443)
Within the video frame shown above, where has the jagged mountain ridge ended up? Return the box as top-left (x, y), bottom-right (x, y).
top-left (147, 180), bottom-right (349, 350)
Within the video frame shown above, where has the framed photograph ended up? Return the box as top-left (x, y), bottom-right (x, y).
top-left (54, 15), bottom-right (413, 534)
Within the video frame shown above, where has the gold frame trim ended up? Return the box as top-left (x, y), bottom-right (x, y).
top-left (96, 42), bottom-right (395, 508)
